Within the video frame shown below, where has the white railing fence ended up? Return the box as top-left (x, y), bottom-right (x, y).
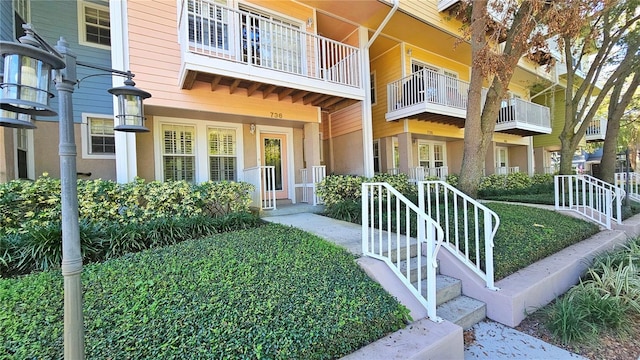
top-left (362, 182), bottom-right (444, 322)
top-left (495, 166), bottom-right (520, 175)
top-left (387, 68), bottom-right (470, 112)
top-left (497, 98), bottom-right (551, 128)
top-left (554, 175), bottom-right (624, 229)
top-left (180, 0), bottom-right (360, 87)
top-left (409, 167), bottom-right (426, 184)
top-left (418, 181), bottom-right (500, 290)
top-left (410, 166), bottom-right (449, 182)
top-left (428, 166), bottom-right (449, 180)
top-left (243, 166), bottom-right (276, 210)
top-left (388, 168), bottom-right (400, 175)
top-left (586, 118), bottom-right (607, 137)
top-left (615, 172), bottom-right (640, 203)
top-left (300, 165), bottom-right (326, 205)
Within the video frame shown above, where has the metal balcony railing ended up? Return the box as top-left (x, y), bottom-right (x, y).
top-left (179, 0), bottom-right (360, 88)
top-left (387, 68), bottom-right (469, 113)
top-left (497, 98), bottom-right (551, 129)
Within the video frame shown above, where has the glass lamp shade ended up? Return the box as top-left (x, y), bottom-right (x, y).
top-left (0, 41), bottom-right (65, 116)
top-left (108, 79), bottom-right (151, 132)
top-left (0, 108), bottom-right (35, 129)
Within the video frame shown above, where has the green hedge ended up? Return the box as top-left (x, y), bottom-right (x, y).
top-left (0, 175), bottom-right (255, 235)
top-left (0, 175), bottom-right (259, 277)
top-left (0, 224), bottom-right (409, 359)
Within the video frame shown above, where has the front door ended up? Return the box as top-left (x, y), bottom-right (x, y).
top-left (261, 133), bottom-right (288, 199)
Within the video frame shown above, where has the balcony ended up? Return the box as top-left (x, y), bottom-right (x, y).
top-left (386, 69), bottom-right (551, 135)
top-left (585, 118), bottom-right (606, 142)
top-left (178, 0), bottom-right (363, 110)
top-left (386, 68), bottom-right (468, 127)
top-left (495, 98), bottom-right (552, 136)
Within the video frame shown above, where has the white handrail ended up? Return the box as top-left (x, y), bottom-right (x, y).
top-left (388, 68), bottom-right (470, 112)
top-left (362, 182), bottom-right (444, 322)
top-left (615, 172), bottom-right (640, 202)
top-left (418, 181), bottom-right (500, 290)
top-left (311, 166), bottom-right (326, 205)
top-left (554, 175), bottom-right (623, 229)
top-left (243, 166), bottom-right (276, 210)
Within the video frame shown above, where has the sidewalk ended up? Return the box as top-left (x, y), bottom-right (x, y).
top-left (263, 212), bottom-right (587, 360)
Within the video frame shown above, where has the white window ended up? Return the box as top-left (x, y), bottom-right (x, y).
top-left (78, 1), bottom-right (111, 49)
top-left (16, 128), bottom-right (28, 179)
top-left (208, 127), bottom-right (236, 181)
top-left (418, 141), bottom-right (446, 169)
top-left (162, 124), bottom-right (196, 182)
top-left (392, 137), bottom-right (399, 169)
top-left (496, 146), bottom-right (508, 168)
top-left (81, 114), bottom-right (115, 159)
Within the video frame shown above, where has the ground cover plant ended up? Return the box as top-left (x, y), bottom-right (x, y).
top-left (0, 175), bottom-right (258, 277)
top-left (0, 224), bottom-right (410, 359)
top-left (516, 237), bottom-right (640, 359)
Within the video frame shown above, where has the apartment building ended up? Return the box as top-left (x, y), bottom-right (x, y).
top-left (2, 0), bottom-right (575, 196)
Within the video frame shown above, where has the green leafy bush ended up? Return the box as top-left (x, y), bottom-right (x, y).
top-left (0, 224), bottom-right (409, 359)
top-left (0, 175), bottom-right (259, 277)
top-left (544, 237), bottom-right (640, 344)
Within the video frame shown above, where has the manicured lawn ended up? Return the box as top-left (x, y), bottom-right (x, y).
top-left (0, 224), bottom-right (409, 359)
top-left (487, 202), bottom-right (601, 279)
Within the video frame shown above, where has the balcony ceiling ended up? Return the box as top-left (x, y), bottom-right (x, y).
top-left (302, 0), bottom-right (471, 62)
top-left (182, 70), bottom-right (359, 112)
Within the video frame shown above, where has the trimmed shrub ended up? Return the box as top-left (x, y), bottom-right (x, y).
top-left (0, 225), bottom-right (409, 359)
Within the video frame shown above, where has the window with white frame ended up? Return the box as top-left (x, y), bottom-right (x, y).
top-left (495, 146), bottom-right (508, 168)
top-left (319, 132), bottom-right (324, 163)
top-left (418, 141), bottom-right (446, 170)
top-left (78, 1), bottom-right (110, 48)
top-left (208, 127), bottom-right (236, 181)
top-left (392, 137), bottom-right (399, 170)
top-left (162, 124), bottom-right (196, 182)
top-left (80, 114), bottom-right (115, 159)
top-left (373, 139), bottom-right (380, 173)
top-left (89, 117), bottom-right (115, 154)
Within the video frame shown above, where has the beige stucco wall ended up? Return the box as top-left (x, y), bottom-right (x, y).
top-left (135, 117), bottom-right (156, 181)
top-left (33, 121), bottom-right (116, 181)
top-left (331, 130), bottom-right (364, 175)
top-left (0, 128), bottom-right (15, 182)
top-left (509, 145), bottom-right (529, 174)
top-left (446, 140), bottom-right (464, 175)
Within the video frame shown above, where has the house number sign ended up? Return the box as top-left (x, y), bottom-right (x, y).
top-left (270, 112), bottom-right (283, 119)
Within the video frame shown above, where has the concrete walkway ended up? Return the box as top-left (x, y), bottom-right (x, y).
top-left (263, 212), bottom-right (587, 360)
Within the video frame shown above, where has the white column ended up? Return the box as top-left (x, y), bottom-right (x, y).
top-left (110, 0), bottom-right (138, 183)
top-left (360, 26), bottom-right (374, 177)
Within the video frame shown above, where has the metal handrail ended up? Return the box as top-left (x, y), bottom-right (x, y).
top-left (362, 182), bottom-right (444, 322)
top-left (418, 181), bottom-right (500, 290)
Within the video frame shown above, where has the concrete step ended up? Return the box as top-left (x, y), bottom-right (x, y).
top-left (437, 295), bottom-right (487, 330)
top-left (398, 256), bottom-right (439, 283)
top-left (381, 242), bottom-right (418, 261)
top-left (413, 274), bottom-right (461, 306)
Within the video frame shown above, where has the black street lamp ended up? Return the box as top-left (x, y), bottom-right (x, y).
top-left (0, 24), bottom-right (152, 359)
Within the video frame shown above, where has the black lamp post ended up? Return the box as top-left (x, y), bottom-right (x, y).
top-left (0, 24), bottom-right (152, 359)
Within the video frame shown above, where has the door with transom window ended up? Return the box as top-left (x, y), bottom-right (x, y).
top-left (261, 133), bottom-right (288, 199)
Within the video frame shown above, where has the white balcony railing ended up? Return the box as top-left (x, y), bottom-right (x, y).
top-left (387, 68), bottom-right (469, 115)
top-left (495, 166), bottom-right (520, 175)
top-left (243, 166), bottom-right (276, 210)
top-left (179, 0), bottom-right (360, 88)
top-left (496, 98), bottom-right (551, 131)
top-left (585, 118), bottom-right (607, 141)
top-left (409, 166), bottom-right (449, 183)
top-left (615, 172), bottom-right (640, 203)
